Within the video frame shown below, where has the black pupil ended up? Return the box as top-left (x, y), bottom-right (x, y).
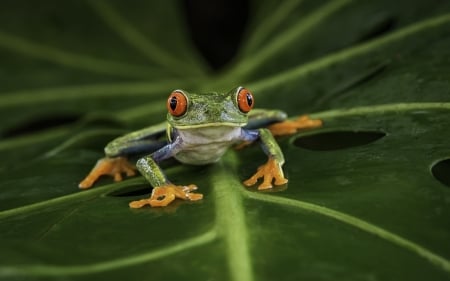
top-left (246, 93), bottom-right (253, 106)
top-left (170, 96), bottom-right (178, 111)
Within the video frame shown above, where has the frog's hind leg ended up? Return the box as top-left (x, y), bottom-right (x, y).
top-left (268, 115), bottom-right (322, 136)
top-left (241, 128), bottom-right (288, 190)
top-left (243, 156), bottom-right (288, 190)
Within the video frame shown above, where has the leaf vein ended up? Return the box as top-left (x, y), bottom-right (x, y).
top-left (249, 13), bottom-right (450, 91)
top-left (88, 1), bottom-right (204, 77)
top-left (0, 230), bottom-right (217, 277)
top-left (0, 179), bottom-right (141, 219)
top-left (0, 81), bottom-right (180, 108)
top-left (243, 191), bottom-right (450, 273)
top-left (240, 0), bottom-right (305, 54)
top-left (0, 30), bottom-right (158, 79)
top-left (226, 0), bottom-right (353, 79)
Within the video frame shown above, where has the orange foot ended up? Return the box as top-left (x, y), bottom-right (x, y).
top-left (129, 184), bottom-right (203, 208)
top-left (268, 115), bottom-right (323, 136)
top-left (79, 157), bottom-right (136, 189)
top-left (243, 157), bottom-right (288, 190)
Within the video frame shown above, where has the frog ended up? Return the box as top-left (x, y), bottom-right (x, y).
top-left (79, 87), bottom-right (322, 208)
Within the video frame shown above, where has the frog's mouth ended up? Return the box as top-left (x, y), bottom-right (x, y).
top-left (174, 122), bottom-right (247, 129)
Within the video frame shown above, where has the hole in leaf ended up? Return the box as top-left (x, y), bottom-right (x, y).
top-left (2, 114), bottom-right (81, 138)
top-left (293, 131), bottom-right (386, 151)
top-left (108, 185), bottom-right (152, 197)
top-left (431, 159), bottom-right (450, 188)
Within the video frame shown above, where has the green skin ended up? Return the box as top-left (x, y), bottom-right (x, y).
top-left (103, 87), bottom-right (287, 189)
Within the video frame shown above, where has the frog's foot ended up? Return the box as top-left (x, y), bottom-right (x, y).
top-left (268, 115), bottom-right (323, 136)
top-left (129, 184), bottom-right (203, 208)
top-left (79, 157), bottom-right (136, 189)
top-left (243, 157), bottom-right (288, 190)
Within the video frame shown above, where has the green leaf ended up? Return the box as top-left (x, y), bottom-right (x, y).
top-left (1, 1), bottom-right (450, 281)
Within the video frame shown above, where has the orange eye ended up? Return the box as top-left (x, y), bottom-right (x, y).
top-left (237, 87), bottom-right (254, 113)
top-left (167, 90), bottom-right (188, 117)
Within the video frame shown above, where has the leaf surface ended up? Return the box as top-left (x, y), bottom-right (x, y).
top-left (0, 1), bottom-right (449, 280)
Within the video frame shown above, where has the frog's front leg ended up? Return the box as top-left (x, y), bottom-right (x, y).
top-left (241, 129), bottom-right (288, 190)
top-left (129, 139), bottom-right (203, 208)
top-left (79, 122), bottom-right (168, 189)
top-left (129, 183), bottom-right (202, 208)
top-left (79, 157), bottom-right (136, 189)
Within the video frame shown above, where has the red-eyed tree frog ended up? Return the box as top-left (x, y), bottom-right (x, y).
top-left (79, 87), bottom-right (322, 208)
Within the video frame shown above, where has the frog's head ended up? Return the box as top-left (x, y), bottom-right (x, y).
top-left (166, 86), bottom-right (254, 129)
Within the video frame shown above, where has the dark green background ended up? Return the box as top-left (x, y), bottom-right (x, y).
top-left (0, 1), bottom-right (449, 280)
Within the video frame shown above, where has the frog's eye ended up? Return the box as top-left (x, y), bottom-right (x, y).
top-left (167, 90), bottom-right (188, 117)
top-left (237, 87), bottom-right (254, 113)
